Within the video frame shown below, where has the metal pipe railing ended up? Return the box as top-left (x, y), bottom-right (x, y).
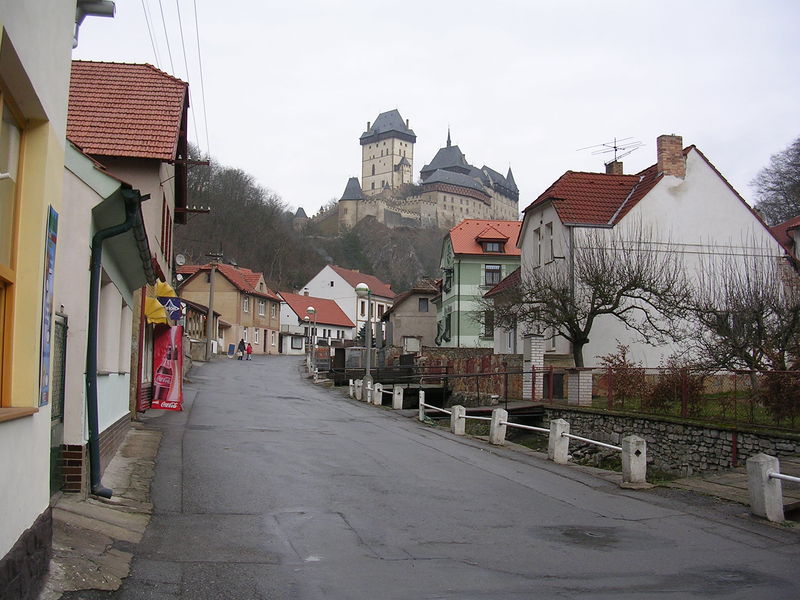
top-left (769, 471), bottom-right (800, 484)
top-left (502, 421), bottom-right (549, 434)
top-left (562, 432), bottom-right (622, 452)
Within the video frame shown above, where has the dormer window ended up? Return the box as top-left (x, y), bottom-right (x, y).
top-left (484, 241), bottom-right (502, 253)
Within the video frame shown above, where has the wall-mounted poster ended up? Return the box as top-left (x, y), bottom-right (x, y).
top-left (152, 325), bottom-right (183, 411)
top-left (39, 206), bottom-right (58, 407)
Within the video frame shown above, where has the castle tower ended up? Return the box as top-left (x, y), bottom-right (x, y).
top-left (338, 176), bottom-right (364, 231)
top-left (360, 109), bottom-right (416, 196)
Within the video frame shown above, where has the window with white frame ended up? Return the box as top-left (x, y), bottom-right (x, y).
top-left (544, 222), bottom-right (553, 262)
top-left (254, 328), bottom-right (260, 344)
top-left (243, 327), bottom-right (248, 342)
top-left (271, 331), bottom-right (277, 346)
top-left (533, 227), bottom-right (541, 267)
top-left (485, 264), bottom-right (502, 286)
top-left (258, 299), bottom-right (265, 315)
top-left (271, 303), bottom-right (277, 318)
top-left (243, 296), bottom-right (250, 313)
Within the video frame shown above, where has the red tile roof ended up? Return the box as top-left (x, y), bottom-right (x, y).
top-left (771, 215), bottom-right (800, 249)
top-left (523, 165), bottom-right (662, 226)
top-left (177, 264), bottom-right (280, 301)
top-left (279, 292), bottom-right (355, 328)
top-left (449, 220), bottom-right (523, 256)
top-left (475, 225), bottom-right (509, 241)
top-left (329, 265), bottom-right (396, 299)
top-left (68, 61), bottom-right (188, 161)
top-left (483, 267), bottom-right (520, 299)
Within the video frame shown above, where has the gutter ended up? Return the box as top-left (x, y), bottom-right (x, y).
top-left (86, 188), bottom-right (152, 498)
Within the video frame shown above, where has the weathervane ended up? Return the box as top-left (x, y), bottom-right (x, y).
top-left (577, 137), bottom-right (643, 165)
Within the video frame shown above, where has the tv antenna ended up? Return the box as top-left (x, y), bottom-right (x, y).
top-left (577, 137), bottom-right (643, 165)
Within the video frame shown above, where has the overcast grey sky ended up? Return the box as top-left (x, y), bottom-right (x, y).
top-left (73, 0), bottom-right (800, 218)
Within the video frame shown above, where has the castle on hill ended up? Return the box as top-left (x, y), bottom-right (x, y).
top-left (312, 109), bottom-right (520, 233)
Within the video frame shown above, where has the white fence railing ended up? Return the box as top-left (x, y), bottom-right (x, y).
top-left (349, 379), bottom-right (648, 488)
top-left (747, 453), bottom-right (800, 522)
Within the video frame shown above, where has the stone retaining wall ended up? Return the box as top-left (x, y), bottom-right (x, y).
top-left (543, 407), bottom-right (800, 477)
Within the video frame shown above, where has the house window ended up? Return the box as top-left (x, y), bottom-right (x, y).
top-left (258, 300), bottom-right (266, 316)
top-left (254, 328), bottom-right (260, 344)
top-left (485, 264), bottom-right (502, 286)
top-left (419, 298), bottom-right (429, 312)
top-left (304, 326), bottom-right (309, 336)
top-left (271, 331), bottom-right (277, 346)
top-left (377, 304), bottom-right (384, 318)
top-left (484, 310), bottom-right (494, 338)
top-left (0, 98), bottom-right (22, 406)
top-left (243, 297), bottom-right (250, 313)
top-left (271, 303), bottom-right (277, 318)
top-left (534, 227), bottom-right (542, 267)
top-left (544, 222), bottom-right (553, 262)
top-left (330, 281), bottom-right (334, 287)
top-left (484, 241), bottom-right (501, 253)
top-left (291, 336), bottom-right (303, 349)
top-left (243, 327), bottom-right (248, 342)
top-left (360, 300), bottom-right (366, 317)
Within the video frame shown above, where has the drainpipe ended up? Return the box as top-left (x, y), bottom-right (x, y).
top-left (86, 188), bottom-right (151, 498)
top-left (456, 259), bottom-right (461, 348)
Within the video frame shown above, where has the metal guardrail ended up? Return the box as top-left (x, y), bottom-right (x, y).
top-left (502, 421), bottom-right (549, 434)
top-left (769, 471), bottom-right (800, 484)
top-left (562, 432), bottom-right (622, 452)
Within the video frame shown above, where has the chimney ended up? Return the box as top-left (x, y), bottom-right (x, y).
top-left (303, 288), bottom-right (309, 296)
top-left (657, 134), bottom-right (685, 178)
top-left (605, 161), bottom-right (623, 175)
top-left (406, 119), bottom-right (409, 128)
top-left (366, 121), bottom-right (371, 131)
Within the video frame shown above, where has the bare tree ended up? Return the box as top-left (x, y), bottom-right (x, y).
top-left (490, 223), bottom-right (689, 367)
top-left (688, 250), bottom-right (800, 371)
top-left (752, 135), bottom-right (800, 225)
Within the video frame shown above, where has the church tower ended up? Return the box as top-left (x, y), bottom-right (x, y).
top-left (360, 109), bottom-right (416, 196)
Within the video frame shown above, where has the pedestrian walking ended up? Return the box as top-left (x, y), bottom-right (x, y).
top-left (246, 342), bottom-right (253, 360)
top-left (237, 338), bottom-right (245, 360)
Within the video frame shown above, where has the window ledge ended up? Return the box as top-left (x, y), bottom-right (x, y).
top-left (0, 407), bottom-right (39, 423)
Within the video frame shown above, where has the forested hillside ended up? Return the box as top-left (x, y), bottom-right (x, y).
top-left (174, 148), bottom-right (445, 294)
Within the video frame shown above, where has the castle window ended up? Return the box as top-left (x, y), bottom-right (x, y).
top-left (371, 182), bottom-right (375, 189)
top-left (371, 164), bottom-right (375, 175)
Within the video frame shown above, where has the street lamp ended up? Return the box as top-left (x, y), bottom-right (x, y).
top-left (307, 305), bottom-right (317, 374)
top-left (303, 315), bottom-right (311, 371)
top-left (355, 282), bottom-right (373, 393)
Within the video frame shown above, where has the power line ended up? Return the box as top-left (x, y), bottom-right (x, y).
top-left (193, 0), bottom-right (211, 155)
top-left (141, 0), bottom-right (161, 68)
top-left (175, 0), bottom-right (200, 148)
top-left (157, 0), bottom-right (175, 74)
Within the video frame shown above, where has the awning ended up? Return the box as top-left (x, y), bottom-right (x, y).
top-left (145, 280), bottom-right (179, 324)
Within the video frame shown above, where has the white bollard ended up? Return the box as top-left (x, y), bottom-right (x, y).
top-left (348, 379), bottom-right (355, 398)
top-left (548, 419), bottom-right (570, 464)
top-left (489, 408), bottom-right (508, 445)
top-left (355, 379), bottom-right (363, 401)
top-left (418, 390), bottom-right (426, 421)
top-left (747, 453), bottom-right (785, 522)
top-left (392, 386), bottom-right (404, 410)
top-left (621, 436), bottom-right (647, 486)
top-left (373, 383), bottom-right (383, 406)
top-left (364, 382), bottom-right (372, 404)
top-left (450, 405), bottom-right (466, 435)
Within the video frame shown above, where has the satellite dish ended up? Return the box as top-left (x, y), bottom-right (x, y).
top-left (175, 253), bottom-right (186, 266)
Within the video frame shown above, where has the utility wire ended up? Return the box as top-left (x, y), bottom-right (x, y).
top-left (157, 0), bottom-right (175, 74)
top-left (193, 0), bottom-right (211, 155)
top-left (176, 0), bottom-right (200, 149)
top-left (141, 0), bottom-right (161, 68)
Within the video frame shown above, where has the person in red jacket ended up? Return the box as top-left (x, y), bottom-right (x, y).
top-left (246, 342), bottom-right (253, 361)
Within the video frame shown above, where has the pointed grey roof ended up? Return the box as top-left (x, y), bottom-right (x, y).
top-left (506, 167), bottom-right (518, 191)
top-left (397, 156), bottom-right (411, 167)
top-left (340, 177), bottom-right (364, 201)
top-left (420, 144), bottom-right (471, 180)
top-left (294, 207), bottom-right (308, 218)
top-left (360, 109), bottom-right (416, 145)
top-left (422, 169), bottom-right (487, 194)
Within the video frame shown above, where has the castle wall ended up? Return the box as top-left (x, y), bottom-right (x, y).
top-left (362, 137), bottom-right (414, 195)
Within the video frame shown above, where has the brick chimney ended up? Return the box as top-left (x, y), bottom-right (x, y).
top-left (657, 134), bottom-right (685, 178)
top-left (605, 161), bottom-right (623, 175)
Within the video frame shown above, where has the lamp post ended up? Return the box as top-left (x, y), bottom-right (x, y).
top-left (355, 283), bottom-right (373, 392)
top-left (307, 305), bottom-right (317, 374)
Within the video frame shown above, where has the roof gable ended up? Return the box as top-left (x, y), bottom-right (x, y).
top-left (279, 292), bottom-right (355, 328)
top-left (68, 61), bottom-right (188, 161)
top-left (328, 265), bottom-right (396, 299)
top-left (177, 264), bottom-right (280, 301)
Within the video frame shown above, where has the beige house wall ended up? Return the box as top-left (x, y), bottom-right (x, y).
top-left (388, 293), bottom-right (438, 348)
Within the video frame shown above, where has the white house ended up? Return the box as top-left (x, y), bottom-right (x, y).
top-left (278, 291), bottom-right (356, 354)
top-left (518, 134), bottom-right (786, 368)
top-left (301, 265), bottom-right (395, 340)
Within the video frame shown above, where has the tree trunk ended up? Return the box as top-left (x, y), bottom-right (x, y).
top-left (572, 343), bottom-right (585, 368)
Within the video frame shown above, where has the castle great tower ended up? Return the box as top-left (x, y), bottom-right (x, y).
top-left (360, 109), bottom-right (416, 196)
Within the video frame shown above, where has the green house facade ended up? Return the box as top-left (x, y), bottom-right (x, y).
top-left (436, 220), bottom-right (522, 348)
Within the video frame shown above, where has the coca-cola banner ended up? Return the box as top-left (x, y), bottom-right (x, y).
top-left (152, 325), bottom-right (183, 411)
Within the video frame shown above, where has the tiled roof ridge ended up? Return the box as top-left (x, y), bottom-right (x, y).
top-left (179, 263), bottom-right (280, 300)
top-left (278, 291), bottom-right (356, 327)
top-left (72, 59), bottom-right (189, 87)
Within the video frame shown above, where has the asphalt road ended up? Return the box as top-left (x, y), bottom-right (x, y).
top-left (94, 355), bottom-right (799, 599)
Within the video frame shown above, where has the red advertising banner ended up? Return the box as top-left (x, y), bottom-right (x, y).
top-left (152, 325), bottom-right (183, 411)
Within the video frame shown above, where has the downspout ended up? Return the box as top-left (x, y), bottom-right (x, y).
top-left (457, 259), bottom-right (461, 347)
top-left (86, 188), bottom-right (151, 498)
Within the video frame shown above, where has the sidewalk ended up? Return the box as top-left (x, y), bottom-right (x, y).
top-left (39, 421), bottom-right (162, 599)
top-left (666, 456), bottom-right (800, 512)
